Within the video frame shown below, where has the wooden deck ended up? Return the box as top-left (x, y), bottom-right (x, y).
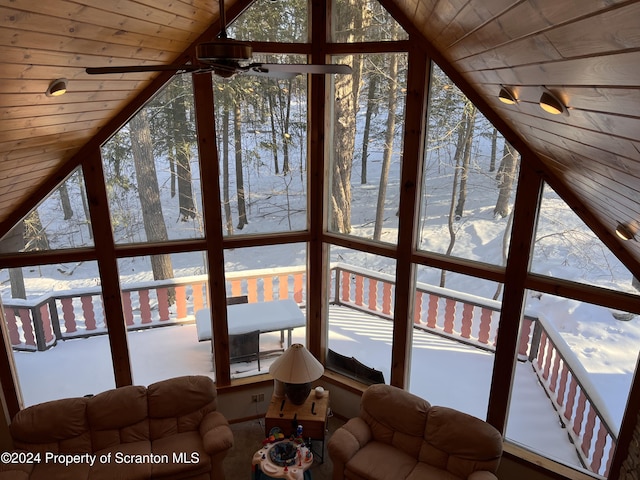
top-left (11, 304), bottom-right (584, 472)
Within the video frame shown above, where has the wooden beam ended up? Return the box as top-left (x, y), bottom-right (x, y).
top-left (81, 147), bottom-right (132, 387)
top-left (390, 43), bottom-right (429, 388)
top-left (487, 159), bottom-right (543, 432)
top-left (306, 0), bottom-right (330, 361)
top-left (192, 71), bottom-right (231, 386)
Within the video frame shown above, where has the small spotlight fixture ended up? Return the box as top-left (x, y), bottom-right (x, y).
top-left (498, 86), bottom-right (518, 105)
top-left (46, 78), bottom-right (68, 97)
top-left (615, 222), bottom-right (637, 241)
top-left (539, 88), bottom-right (568, 116)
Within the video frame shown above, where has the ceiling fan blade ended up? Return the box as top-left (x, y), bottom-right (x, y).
top-left (252, 64), bottom-right (353, 75)
top-left (242, 66), bottom-right (299, 79)
top-left (85, 64), bottom-right (201, 75)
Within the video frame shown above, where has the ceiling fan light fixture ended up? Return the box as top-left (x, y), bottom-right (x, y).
top-left (46, 78), bottom-right (68, 97)
top-left (196, 40), bottom-right (252, 63)
top-left (539, 88), bottom-right (568, 116)
top-left (615, 222), bottom-right (637, 241)
top-left (498, 86), bottom-right (518, 105)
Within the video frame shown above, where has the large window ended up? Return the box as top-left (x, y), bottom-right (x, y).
top-left (504, 182), bottom-right (640, 477)
top-left (213, 57), bottom-right (308, 236)
top-left (326, 245), bottom-right (395, 383)
top-left (117, 252), bottom-right (212, 385)
top-left (224, 243), bottom-right (308, 379)
top-left (328, 53), bottom-right (408, 244)
top-left (1, 262), bottom-right (114, 406)
top-left (0, 168), bottom-right (93, 254)
top-left (0, 3), bottom-right (638, 478)
top-left (418, 64), bottom-right (519, 267)
top-left (409, 266), bottom-right (502, 419)
top-left (102, 76), bottom-right (204, 244)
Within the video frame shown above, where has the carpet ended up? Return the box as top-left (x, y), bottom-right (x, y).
top-left (224, 415), bottom-right (344, 479)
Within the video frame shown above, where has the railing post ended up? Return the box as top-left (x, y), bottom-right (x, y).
top-left (5, 308), bottom-right (21, 346)
top-left (333, 266), bottom-right (340, 304)
top-left (31, 305), bottom-right (47, 351)
top-left (49, 299), bottom-right (62, 341)
top-left (19, 308), bottom-right (36, 347)
top-left (529, 319), bottom-right (543, 362)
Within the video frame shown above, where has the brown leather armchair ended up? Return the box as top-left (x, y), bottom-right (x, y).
top-left (328, 384), bottom-right (503, 480)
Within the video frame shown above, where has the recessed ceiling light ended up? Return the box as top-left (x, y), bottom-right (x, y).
top-left (498, 86), bottom-right (518, 105)
top-left (539, 88), bottom-right (568, 116)
top-left (615, 222), bottom-right (637, 241)
top-left (46, 78), bottom-right (68, 97)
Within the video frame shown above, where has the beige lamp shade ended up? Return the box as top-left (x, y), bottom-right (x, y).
top-left (269, 343), bottom-right (324, 384)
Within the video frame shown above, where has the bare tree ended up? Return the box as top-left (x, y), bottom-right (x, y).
top-left (220, 100), bottom-right (234, 235)
top-left (494, 141), bottom-right (519, 218)
top-left (454, 105), bottom-right (477, 220)
top-left (233, 100), bottom-right (248, 230)
top-left (330, 0), bottom-right (365, 233)
top-left (130, 110), bottom-right (174, 282)
top-left (171, 76), bottom-right (197, 221)
top-left (373, 51), bottom-right (399, 241)
top-left (360, 74), bottom-right (379, 185)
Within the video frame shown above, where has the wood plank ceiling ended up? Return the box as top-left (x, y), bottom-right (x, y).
top-left (0, 0), bottom-right (639, 275)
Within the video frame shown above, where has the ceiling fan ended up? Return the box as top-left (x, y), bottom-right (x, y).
top-left (85, 0), bottom-right (351, 79)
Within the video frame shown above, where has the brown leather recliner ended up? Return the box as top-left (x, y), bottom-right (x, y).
top-left (328, 384), bottom-right (503, 480)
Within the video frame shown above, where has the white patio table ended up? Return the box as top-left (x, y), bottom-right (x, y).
top-left (195, 299), bottom-right (305, 348)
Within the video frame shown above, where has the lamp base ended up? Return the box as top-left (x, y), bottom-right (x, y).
top-left (284, 382), bottom-right (311, 405)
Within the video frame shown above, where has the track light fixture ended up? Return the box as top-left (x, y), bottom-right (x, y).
top-left (539, 88), bottom-right (568, 116)
top-left (498, 86), bottom-right (518, 105)
top-left (46, 78), bottom-right (68, 97)
top-left (615, 222), bottom-right (637, 241)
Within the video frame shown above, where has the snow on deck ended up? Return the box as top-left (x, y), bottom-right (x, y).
top-left (12, 304), bottom-right (581, 469)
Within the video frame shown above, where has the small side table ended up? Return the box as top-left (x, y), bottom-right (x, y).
top-left (264, 391), bottom-right (330, 462)
top-left (252, 441), bottom-right (313, 480)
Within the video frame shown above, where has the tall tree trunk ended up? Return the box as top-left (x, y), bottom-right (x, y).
top-left (441, 149), bottom-right (463, 288)
top-left (454, 106), bottom-right (476, 220)
top-left (494, 141), bottom-right (519, 218)
top-left (222, 102), bottom-right (234, 235)
top-left (130, 110), bottom-right (174, 282)
top-left (493, 207), bottom-right (514, 300)
top-left (78, 172), bottom-right (93, 239)
top-left (373, 54), bottom-right (398, 241)
top-left (330, 0), bottom-right (364, 233)
top-left (59, 183), bottom-right (74, 220)
top-left (489, 127), bottom-right (497, 172)
top-left (331, 70), bottom-right (356, 233)
top-left (440, 111), bottom-right (470, 287)
top-left (267, 84), bottom-right (280, 175)
top-left (172, 76), bottom-right (196, 221)
top-left (234, 101), bottom-right (248, 230)
top-left (275, 78), bottom-right (294, 175)
top-left (360, 74), bottom-right (378, 185)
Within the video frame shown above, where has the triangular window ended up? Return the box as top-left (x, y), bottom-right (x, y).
top-left (0, 167), bottom-right (93, 255)
top-left (227, 0), bottom-right (308, 43)
top-left (531, 182), bottom-right (640, 296)
top-left (332, 0), bottom-right (408, 42)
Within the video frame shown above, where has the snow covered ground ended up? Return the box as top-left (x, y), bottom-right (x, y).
top-left (12, 304), bottom-right (581, 469)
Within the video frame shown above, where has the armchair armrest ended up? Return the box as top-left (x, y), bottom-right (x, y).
top-left (468, 471), bottom-right (498, 480)
top-left (328, 417), bottom-right (372, 464)
top-left (199, 411), bottom-right (234, 455)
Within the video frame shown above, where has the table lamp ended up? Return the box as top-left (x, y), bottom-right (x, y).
top-left (269, 344), bottom-right (324, 405)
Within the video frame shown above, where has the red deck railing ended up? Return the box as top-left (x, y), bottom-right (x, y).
top-left (2, 263), bottom-right (614, 475)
